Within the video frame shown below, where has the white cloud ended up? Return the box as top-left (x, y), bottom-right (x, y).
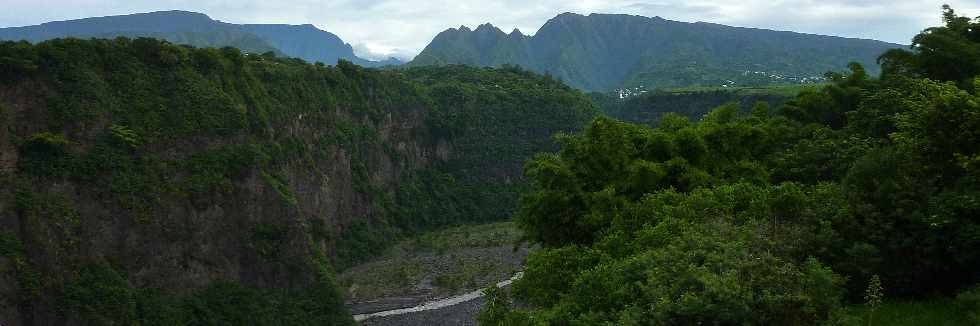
top-left (2, 0), bottom-right (979, 60)
top-left (352, 43), bottom-right (414, 62)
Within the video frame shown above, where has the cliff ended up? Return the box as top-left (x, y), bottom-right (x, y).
top-left (0, 38), bottom-right (596, 325)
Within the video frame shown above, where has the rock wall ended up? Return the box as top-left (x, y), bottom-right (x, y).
top-left (0, 72), bottom-right (442, 325)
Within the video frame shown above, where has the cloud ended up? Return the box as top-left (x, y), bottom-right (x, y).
top-left (2, 0), bottom-right (979, 60)
top-left (352, 43), bottom-right (415, 62)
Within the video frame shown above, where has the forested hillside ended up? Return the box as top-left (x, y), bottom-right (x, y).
top-left (0, 37), bottom-right (595, 325)
top-left (481, 6), bottom-right (980, 325)
top-left (592, 86), bottom-right (801, 126)
top-left (411, 13), bottom-right (900, 91)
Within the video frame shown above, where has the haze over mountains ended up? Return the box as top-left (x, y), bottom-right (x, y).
top-left (0, 10), bottom-right (401, 67)
top-left (411, 13), bottom-right (903, 91)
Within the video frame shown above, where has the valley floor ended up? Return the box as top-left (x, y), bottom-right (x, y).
top-left (338, 222), bottom-right (530, 324)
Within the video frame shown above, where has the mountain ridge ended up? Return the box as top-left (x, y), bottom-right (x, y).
top-left (410, 12), bottom-right (903, 91)
top-left (0, 10), bottom-right (399, 67)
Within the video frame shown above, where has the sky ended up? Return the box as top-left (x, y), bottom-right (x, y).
top-left (1, 0), bottom-right (979, 61)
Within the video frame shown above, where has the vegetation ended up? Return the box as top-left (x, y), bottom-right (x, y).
top-left (338, 222), bottom-right (527, 302)
top-left (2, 36), bottom-right (383, 325)
top-left (664, 84), bottom-right (821, 97)
top-left (0, 33), bottom-right (594, 324)
top-left (7, 5), bottom-right (978, 326)
top-left (330, 64), bottom-right (595, 268)
top-left (410, 13), bottom-right (898, 91)
top-left (484, 6), bottom-right (980, 325)
top-left (842, 299), bottom-right (973, 326)
top-left (57, 261), bottom-right (351, 326)
top-left (591, 86), bottom-right (798, 126)
top-left (392, 65), bottom-right (597, 233)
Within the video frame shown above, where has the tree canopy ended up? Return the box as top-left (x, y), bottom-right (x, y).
top-left (485, 6), bottom-right (980, 325)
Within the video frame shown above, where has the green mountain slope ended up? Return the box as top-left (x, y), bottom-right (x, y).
top-left (0, 38), bottom-right (595, 325)
top-left (240, 23), bottom-right (399, 67)
top-left (411, 13), bottom-right (902, 91)
top-left (0, 10), bottom-right (397, 67)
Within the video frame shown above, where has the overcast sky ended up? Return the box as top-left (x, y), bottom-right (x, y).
top-left (1, 0), bottom-right (979, 61)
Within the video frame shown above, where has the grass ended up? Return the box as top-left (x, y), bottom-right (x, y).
top-left (844, 299), bottom-right (973, 326)
top-left (407, 222), bottom-right (524, 254)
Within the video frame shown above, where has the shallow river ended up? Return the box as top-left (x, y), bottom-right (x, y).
top-left (353, 272), bottom-right (523, 322)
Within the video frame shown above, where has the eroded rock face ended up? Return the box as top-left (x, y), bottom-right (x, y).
top-left (0, 77), bottom-right (445, 325)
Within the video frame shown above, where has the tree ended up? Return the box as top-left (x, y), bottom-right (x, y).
top-left (879, 5), bottom-right (980, 86)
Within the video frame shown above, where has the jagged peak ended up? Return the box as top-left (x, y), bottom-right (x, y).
top-left (458, 25), bottom-right (472, 32)
top-left (475, 23), bottom-right (499, 32)
top-left (475, 23), bottom-right (507, 36)
top-left (510, 28), bottom-right (524, 37)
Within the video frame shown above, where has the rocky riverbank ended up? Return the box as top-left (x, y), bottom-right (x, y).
top-left (339, 222), bottom-right (531, 324)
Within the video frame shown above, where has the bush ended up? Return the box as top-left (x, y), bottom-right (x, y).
top-left (510, 220), bottom-right (845, 325)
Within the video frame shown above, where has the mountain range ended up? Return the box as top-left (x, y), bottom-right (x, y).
top-left (0, 10), bottom-right (401, 67)
top-left (0, 11), bottom-right (907, 91)
top-left (410, 13), bottom-right (904, 91)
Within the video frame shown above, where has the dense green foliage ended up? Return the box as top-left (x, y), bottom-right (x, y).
top-left (410, 13), bottom-right (899, 91)
top-left (2, 36), bottom-right (397, 325)
top-left (591, 86), bottom-right (799, 126)
top-left (879, 5), bottom-right (980, 87)
top-left (393, 65), bottom-right (598, 231)
top-left (57, 262), bottom-right (350, 326)
top-left (330, 64), bottom-right (597, 268)
top-left (0, 34), bottom-right (596, 324)
top-left (486, 7), bottom-right (980, 325)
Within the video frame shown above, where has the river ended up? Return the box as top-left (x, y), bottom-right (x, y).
top-left (353, 272), bottom-right (523, 323)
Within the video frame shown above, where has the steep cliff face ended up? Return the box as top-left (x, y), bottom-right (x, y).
top-left (0, 38), bottom-right (597, 325)
top-left (0, 38), bottom-right (437, 325)
top-left (240, 24), bottom-right (378, 67)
